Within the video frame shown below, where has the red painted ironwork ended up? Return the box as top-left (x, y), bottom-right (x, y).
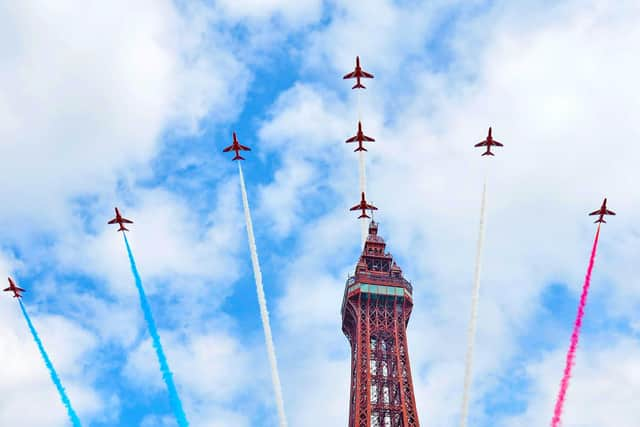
top-left (342, 221), bottom-right (420, 427)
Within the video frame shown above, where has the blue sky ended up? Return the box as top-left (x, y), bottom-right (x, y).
top-left (1, 1), bottom-right (640, 426)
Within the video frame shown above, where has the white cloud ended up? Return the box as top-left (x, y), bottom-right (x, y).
top-left (214, 0), bottom-right (323, 27)
top-left (303, 0), bottom-right (474, 86)
top-left (0, 0), bottom-right (249, 236)
top-left (256, 157), bottom-right (318, 237)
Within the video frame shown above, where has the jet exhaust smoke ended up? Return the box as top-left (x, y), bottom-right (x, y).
top-left (356, 89), bottom-right (368, 245)
top-left (550, 225), bottom-right (601, 427)
top-left (18, 299), bottom-right (83, 427)
top-left (359, 150), bottom-right (368, 244)
top-left (459, 176), bottom-right (488, 427)
top-left (356, 88), bottom-right (362, 123)
top-left (122, 233), bottom-right (190, 427)
top-left (238, 163), bottom-right (288, 427)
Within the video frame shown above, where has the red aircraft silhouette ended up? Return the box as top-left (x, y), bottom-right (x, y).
top-left (350, 192), bottom-right (378, 219)
top-left (3, 277), bottom-right (25, 298)
top-left (343, 56), bottom-right (374, 89)
top-left (346, 121), bottom-right (375, 152)
top-left (108, 207), bottom-right (133, 232)
top-left (474, 127), bottom-right (504, 156)
top-left (589, 198), bottom-right (616, 223)
top-left (223, 132), bottom-right (251, 161)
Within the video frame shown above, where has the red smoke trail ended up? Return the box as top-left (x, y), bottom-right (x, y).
top-left (551, 224), bottom-right (601, 427)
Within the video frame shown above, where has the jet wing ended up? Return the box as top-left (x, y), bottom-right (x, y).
top-left (345, 136), bottom-right (358, 142)
top-left (121, 218), bottom-right (134, 224)
top-left (363, 135), bottom-right (375, 141)
top-left (605, 210), bottom-right (616, 215)
top-left (366, 204), bottom-right (378, 210)
top-left (222, 145), bottom-right (234, 152)
top-left (361, 71), bottom-right (374, 78)
top-left (474, 141), bottom-right (488, 147)
top-left (3, 287), bottom-right (10, 291)
top-left (343, 71), bottom-right (357, 79)
top-left (107, 218), bottom-right (118, 224)
top-left (238, 144), bottom-right (251, 151)
top-left (349, 205), bottom-right (361, 211)
top-left (16, 287), bottom-right (25, 292)
top-left (588, 210), bottom-right (601, 216)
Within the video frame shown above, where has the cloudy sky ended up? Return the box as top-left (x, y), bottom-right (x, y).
top-left (1, 0), bottom-right (640, 426)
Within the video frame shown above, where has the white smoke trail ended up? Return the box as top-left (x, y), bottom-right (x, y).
top-left (356, 89), bottom-right (368, 244)
top-left (356, 88), bottom-right (362, 123)
top-left (359, 150), bottom-right (368, 244)
top-left (459, 175), bottom-right (488, 427)
top-left (238, 162), bottom-right (288, 427)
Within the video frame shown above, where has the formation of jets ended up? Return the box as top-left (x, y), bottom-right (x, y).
top-left (3, 277), bottom-right (25, 298)
top-left (108, 207), bottom-right (133, 232)
top-left (346, 121), bottom-right (375, 152)
top-left (343, 57), bottom-right (378, 220)
top-left (2, 57), bottom-right (618, 303)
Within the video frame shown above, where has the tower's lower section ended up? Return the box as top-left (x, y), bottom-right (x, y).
top-left (343, 292), bottom-right (419, 427)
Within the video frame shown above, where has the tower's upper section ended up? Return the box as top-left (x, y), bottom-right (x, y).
top-left (341, 220), bottom-right (413, 315)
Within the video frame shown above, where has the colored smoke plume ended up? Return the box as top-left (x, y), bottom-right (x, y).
top-left (18, 299), bottom-right (83, 427)
top-left (238, 162), bottom-right (288, 427)
top-left (551, 224), bottom-right (601, 427)
top-left (459, 176), bottom-right (488, 427)
top-left (123, 233), bottom-right (190, 427)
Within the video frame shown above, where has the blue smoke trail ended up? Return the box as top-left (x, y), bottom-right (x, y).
top-left (122, 233), bottom-right (189, 427)
top-left (18, 299), bottom-right (83, 427)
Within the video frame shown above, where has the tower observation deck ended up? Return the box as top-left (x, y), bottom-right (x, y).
top-left (341, 220), bottom-right (420, 427)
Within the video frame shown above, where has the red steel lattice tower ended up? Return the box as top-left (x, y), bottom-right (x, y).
top-left (342, 220), bottom-right (420, 427)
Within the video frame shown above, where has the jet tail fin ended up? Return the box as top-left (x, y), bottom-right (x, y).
top-left (354, 146), bottom-right (368, 152)
top-left (481, 151), bottom-right (495, 156)
top-left (594, 218), bottom-right (606, 224)
top-left (352, 83), bottom-right (366, 89)
top-left (233, 154), bottom-right (245, 161)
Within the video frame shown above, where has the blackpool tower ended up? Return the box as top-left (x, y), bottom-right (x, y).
top-left (341, 220), bottom-right (420, 427)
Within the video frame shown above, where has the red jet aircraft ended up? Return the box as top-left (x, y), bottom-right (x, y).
top-left (350, 192), bottom-right (378, 219)
top-left (108, 207), bottom-right (133, 232)
top-left (346, 121), bottom-right (375, 152)
top-left (3, 277), bottom-right (25, 298)
top-left (343, 56), bottom-right (374, 89)
top-left (223, 132), bottom-right (251, 161)
top-left (474, 127), bottom-right (504, 156)
top-left (589, 198), bottom-right (616, 223)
